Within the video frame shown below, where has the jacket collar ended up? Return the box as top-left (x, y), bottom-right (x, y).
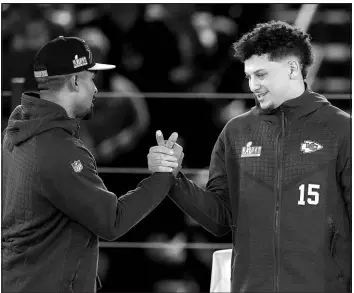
top-left (21, 92), bottom-right (71, 118)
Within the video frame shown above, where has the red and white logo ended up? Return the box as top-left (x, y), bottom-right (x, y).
top-left (300, 140), bottom-right (323, 154)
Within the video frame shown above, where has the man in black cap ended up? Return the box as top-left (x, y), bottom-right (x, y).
top-left (2, 36), bottom-right (182, 292)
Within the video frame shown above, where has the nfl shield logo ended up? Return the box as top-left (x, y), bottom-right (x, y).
top-left (71, 160), bottom-right (83, 172)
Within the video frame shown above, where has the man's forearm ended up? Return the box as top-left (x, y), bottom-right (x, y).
top-left (108, 172), bottom-right (176, 240)
top-left (168, 172), bottom-right (231, 237)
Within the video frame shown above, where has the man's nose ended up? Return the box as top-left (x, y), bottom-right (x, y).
top-left (249, 77), bottom-right (260, 93)
top-left (94, 86), bottom-right (98, 95)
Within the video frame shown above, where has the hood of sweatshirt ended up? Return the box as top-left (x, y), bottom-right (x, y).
top-left (4, 92), bottom-right (80, 149)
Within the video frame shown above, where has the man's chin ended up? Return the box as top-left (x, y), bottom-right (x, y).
top-left (260, 101), bottom-right (274, 111)
top-left (82, 105), bottom-right (94, 120)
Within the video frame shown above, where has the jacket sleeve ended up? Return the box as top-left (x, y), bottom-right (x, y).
top-left (38, 136), bottom-right (175, 241)
top-left (337, 131), bottom-right (351, 224)
top-left (168, 131), bottom-right (232, 237)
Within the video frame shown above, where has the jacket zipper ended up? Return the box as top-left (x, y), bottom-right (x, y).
top-left (274, 107), bottom-right (285, 292)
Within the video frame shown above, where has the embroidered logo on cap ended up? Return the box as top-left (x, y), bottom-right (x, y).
top-left (241, 141), bottom-right (262, 158)
top-left (72, 55), bottom-right (88, 68)
top-left (71, 160), bottom-right (83, 172)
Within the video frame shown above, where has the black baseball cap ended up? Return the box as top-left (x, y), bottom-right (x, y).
top-left (33, 36), bottom-right (115, 78)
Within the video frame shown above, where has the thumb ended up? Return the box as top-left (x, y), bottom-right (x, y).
top-left (166, 132), bottom-right (178, 148)
top-left (156, 130), bottom-right (165, 146)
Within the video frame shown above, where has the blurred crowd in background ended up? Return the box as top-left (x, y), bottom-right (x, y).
top-left (2, 3), bottom-right (351, 166)
top-left (1, 3), bottom-right (351, 292)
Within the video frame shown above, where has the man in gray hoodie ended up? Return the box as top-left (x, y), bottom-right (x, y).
top-left (2, 36), bottom-right (181, 292)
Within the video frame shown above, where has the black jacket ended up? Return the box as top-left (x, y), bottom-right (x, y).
top-left (2, 93), bottom-right (175, 292)
top-left (169, 86), bottom-right (351, 292)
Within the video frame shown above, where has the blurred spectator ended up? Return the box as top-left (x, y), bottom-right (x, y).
top-left (146, 4), bottom-right (238, 93)
top-left (76, 3), bottom-right (181, 93)
top-left (145, 232), bottom-right (188, 265)
top-left (216, 99), bottom-right (247, 126)
top-left (2, 4), bottom-right (71, 91)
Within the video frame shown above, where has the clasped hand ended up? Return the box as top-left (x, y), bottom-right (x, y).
top-left (147, 130), bottom-right (184, 177)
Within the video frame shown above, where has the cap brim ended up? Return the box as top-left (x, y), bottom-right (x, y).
top-left (88, 63), bottom-right (116, 71)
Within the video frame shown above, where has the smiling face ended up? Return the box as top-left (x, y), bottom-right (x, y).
top-left (244, 54), bottom-right (295, 111)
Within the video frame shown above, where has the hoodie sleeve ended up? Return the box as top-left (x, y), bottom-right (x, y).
top-left (38, 133), bottom-right (175, 241)
top-left (168, 131), bottom-right (232, 237)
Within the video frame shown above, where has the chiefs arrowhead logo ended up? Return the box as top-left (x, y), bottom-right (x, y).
top-left (300, 140), bottom-right (323, 154)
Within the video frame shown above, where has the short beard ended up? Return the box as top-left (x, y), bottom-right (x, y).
top-left (73, 104), bottom-right (93, 120)
top-left (261, 103), bottom-right (275, 111)
top-left (256, 99), bottom-right (276, 114)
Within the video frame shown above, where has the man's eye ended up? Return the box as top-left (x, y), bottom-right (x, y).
top-left (256, 74), bottom-right (266, 78)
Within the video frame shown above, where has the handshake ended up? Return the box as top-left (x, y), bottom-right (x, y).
top-left (147, 130), bottom-right (184, 177)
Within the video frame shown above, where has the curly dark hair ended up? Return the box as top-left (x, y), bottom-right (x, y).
top-left (233, 20), bottom-right (314, 78)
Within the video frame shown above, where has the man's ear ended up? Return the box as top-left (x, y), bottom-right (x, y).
top-left (288, 60), bottom-right (301, 79)
top-left (70, 75), bottom-right (79, 91)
